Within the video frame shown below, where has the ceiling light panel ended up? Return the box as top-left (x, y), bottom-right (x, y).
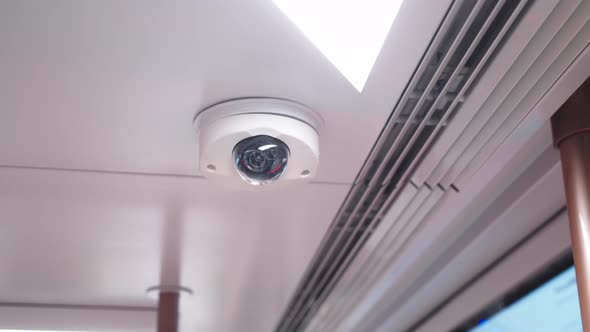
top-left (273, 0), bottom-right (403, 92)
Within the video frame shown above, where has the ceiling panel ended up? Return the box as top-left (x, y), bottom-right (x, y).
top-left (0, 166), bottom-right (349, 331)
top-left (0, 0), bottom-right (451, 183)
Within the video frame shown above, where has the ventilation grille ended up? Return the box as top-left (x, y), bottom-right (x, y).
top-left (275, 1), bottom-right (527, 331)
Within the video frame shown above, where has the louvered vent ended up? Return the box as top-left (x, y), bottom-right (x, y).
top-left (275, 1), bottom-right (528, 331)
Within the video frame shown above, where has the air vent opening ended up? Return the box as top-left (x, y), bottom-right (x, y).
top-left (463, 0), bottom-right (529, 97)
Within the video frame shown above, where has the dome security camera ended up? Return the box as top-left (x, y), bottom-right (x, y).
top-left (194, 99), bottom-right (321, 185)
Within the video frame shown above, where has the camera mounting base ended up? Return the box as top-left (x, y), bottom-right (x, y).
top-left (193, 98), bottom-right (322, 185)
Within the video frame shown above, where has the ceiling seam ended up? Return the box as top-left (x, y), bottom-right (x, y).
top-left (0, 164), bottom-right (351, 186)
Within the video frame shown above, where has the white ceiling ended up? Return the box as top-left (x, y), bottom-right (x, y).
top-left (0, 0), bottom-right (449, 183)
top-left (0, 0), bottom-right (451, 331)
top-left (0, 167), bottom-right (349, 331)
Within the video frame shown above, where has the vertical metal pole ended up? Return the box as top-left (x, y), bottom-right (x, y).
top-left (552, 77), bottom-right (590, 331)
top-left (157, 292), bottom-right (179, 332)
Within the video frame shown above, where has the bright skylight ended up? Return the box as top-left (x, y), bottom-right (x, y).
top-left (273, 0), bottom-right (403, 92)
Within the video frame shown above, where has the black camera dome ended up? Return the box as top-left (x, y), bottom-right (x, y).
top-left (233, 135), bottom-right (290, 185)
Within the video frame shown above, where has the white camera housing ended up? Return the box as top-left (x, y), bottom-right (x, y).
top-left (193, 98), bottom-right (322, 185)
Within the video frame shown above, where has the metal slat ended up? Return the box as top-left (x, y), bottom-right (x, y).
top-left (380, 0), bottom-right (506, 187)
top-left (362, 0), bottom-right (487, 193)
top-left (324, 188), bottom-right (445, 332)
top-left (321, 187), bottom-right (433, 332)
top-left (304, 183), bottom-right (413, 332)
top-left (446, 7), bottom-right (590, 188)
top-left (353, 0), bottom-right (464, 184)
top-left (278, 192), bottom-right (371, 330)
top-left (426, 0), bottom-right (580, 188)
top-left (276, 180), bottom-right (371, 330)
top-left (305, 183), bottom-right (419, 332)
top-left (318, 187), bottom-right (430, 332)
top-left (405, 0), bottom-right (528, 190)
top-left (410, 0), bottom-right (560, 188)
top-left (348, 189), bottom-right (447, 332)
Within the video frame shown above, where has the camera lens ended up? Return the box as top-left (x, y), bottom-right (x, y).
top-left (233, 135), bottom-right (289, 185)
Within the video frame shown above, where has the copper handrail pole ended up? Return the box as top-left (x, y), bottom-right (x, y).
top-left (552, 77), bottom-right (590, 331)
top-left (157, 292), bottom-right (180, 332)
